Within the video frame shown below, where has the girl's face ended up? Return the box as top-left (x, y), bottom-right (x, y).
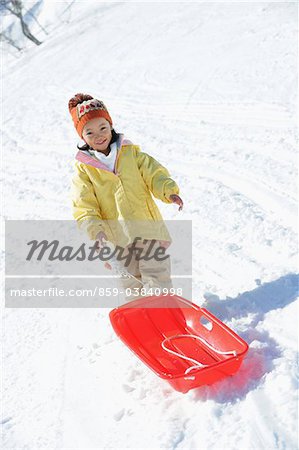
top-left (82, 117), bottom-right (112, 152)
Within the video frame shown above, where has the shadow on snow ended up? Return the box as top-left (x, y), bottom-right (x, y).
top-left (190, 273), bottom-right (299, 403)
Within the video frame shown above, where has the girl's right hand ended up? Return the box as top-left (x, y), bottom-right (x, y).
top-left (95, 231), bottom-right (113, 270)
top-left (95, 231), bottom-right (108, 251)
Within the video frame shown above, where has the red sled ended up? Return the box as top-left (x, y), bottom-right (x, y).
top-left (109, 295), bottom-right (249, 393)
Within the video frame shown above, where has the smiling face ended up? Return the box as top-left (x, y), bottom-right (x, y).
top-left (82, 117), bottom-right (112, 152)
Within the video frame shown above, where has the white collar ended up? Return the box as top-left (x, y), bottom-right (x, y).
top-left (90, 141), bottom-right (117, 160)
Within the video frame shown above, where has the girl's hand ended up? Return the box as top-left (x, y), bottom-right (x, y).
top-left (169, 194), bottom-right (184, 211)
top-left (95, 231), bottom-right (108, 251)
top-left (95, 231), bottom-right (113, 270)
top-left (158, 240), bottom-right (171, 249)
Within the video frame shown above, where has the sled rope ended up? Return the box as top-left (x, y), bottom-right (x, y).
top-left (102, 241), bottom-right (147, 286)
top-left (108, 258), bottom-right (145, 285)
top-left (162, 334), bottom-right (237, 375)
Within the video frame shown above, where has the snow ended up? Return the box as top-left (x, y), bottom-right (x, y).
top-left (2, 1), bottom-right (298, 449)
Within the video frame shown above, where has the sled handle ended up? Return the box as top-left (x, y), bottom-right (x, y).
top-left (199, 316), bottom-right (213, 331)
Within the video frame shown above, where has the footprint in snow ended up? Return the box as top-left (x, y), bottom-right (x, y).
top-left (122, 383), bottom-right (136, 393)
top-left (114, 408), bottom-right (125, 421)
top-left (226, 243), bottom-right (241, 252)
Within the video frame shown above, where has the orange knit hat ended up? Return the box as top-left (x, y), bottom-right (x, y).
top-left (69, 94), bottom-right (113, 138)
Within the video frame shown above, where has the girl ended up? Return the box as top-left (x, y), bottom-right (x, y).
top-left (69, 93), bottom-right (183, 301)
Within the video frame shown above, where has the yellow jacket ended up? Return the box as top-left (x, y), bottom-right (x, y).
top-left (71, 134), bottom-right (180, 246)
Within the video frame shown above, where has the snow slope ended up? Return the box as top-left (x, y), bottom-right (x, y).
top-left (2, 1), bottom-right (298, 449)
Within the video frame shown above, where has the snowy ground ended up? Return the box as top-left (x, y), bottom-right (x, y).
top-left (2, 1), bottom-right (298, 449)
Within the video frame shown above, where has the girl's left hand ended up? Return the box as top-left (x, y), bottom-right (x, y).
top-left (158, 240), bottom-right (171, 249)
top-left (169, 194), bottom-right (184, 211)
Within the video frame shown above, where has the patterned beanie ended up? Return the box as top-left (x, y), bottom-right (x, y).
top-left (69, 94), bottom-right (113, 138)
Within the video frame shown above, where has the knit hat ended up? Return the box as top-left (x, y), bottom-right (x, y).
top-left (69, 97), bottom-right (113, 138)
